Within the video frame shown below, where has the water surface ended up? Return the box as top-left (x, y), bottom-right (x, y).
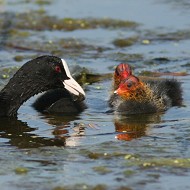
top-left (0, 0), bottom-right (190, 189)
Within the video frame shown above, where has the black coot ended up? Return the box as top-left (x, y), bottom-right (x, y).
top-left (0, 55), bottom-right (85, 117)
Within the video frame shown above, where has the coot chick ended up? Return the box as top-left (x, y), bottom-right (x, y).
top-left (0, 55), bottom-right (85, 117)
top-left (109, 63), bottom-right (182, 114)
top-left (33, 88), bottom-right (87, 114)
top-left (113, 63), bottom-right (132, 90)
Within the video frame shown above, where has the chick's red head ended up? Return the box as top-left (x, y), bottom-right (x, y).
top-left (115, 75), bottom-right (146, 101)
top-left (114, 63), bottom-right (132, 89)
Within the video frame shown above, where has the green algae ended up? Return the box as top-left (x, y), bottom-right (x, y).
top-left (88, 152), bottom-right (103, 159)
top-left (2, 11), bottom-right (138, 31)
top-left (54, 184), bottom-right (108, 190)
top-left (14, 167), bottom-right (29, 174)
top-left (87, 151), bottom-right (190, 169)
top-left (87, 151), bottom-right (190, 174)
top-left (125, 157), bottom-right (190, 168)
top-left (8, 29), bottom-right (30, 38)
top-left (141, 39), bottom-right (151, 44)
top-left (76, 72), bottom-right (112, 85)
top-left (117, 187), bottom-right (133, 190)
top-left (5, 38), bottom-right (109, 58)
top-left (108, 52), bottom-right (143, 62)
top-left (35, 0), bottom-right (51, 5)
top-left (141, 158), bottom-right (190, 168)
top-left (156, 30), bottom-right (190, 41)
top-left (14, 55), bottom-right (25, 62)
top-left (144, 57), bottom-right (170, 65)
top-left (141, 29), bottom-right (190, 42)
top-left (113, 37), bottom-right (138, 47)
top-left (8, 0), bottom-right (52, 5)
top-left (123, 170), bottom-right (136, 177)
top-left (87, 151), bottom-right (133, 160)
top-left (138, 70), bottom-right (158, 77)
top-left (0, 66), bottom-right (20, 79)
top-left (92, 166), bottom-right (113, 175)
top-left (92, 184), bottom-right (108, 190)
top-left (139, 70), bottom-right (188, 77)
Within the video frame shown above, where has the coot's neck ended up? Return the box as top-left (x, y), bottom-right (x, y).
top-left (0, 73), bottom-right (49, 117)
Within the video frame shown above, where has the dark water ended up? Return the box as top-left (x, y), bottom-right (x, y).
top-left (0, 0), bottom-right (190, 189)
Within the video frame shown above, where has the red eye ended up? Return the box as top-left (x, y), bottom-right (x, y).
top-left (55, 66), bottom-right (61, 73)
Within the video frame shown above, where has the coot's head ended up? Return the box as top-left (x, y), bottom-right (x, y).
top-left (114, 75), bottom-right (146, 101)
top-left (22, 55), bottom-right (85, 98)
top-left (114, 63), bottom-right (132, 89)
top-left (0, 55), bottom-right (85, 117)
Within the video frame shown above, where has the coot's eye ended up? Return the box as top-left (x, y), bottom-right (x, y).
top-left (55, 65), bottom-right (61, 73)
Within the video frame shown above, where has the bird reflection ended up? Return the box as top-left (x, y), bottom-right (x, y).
top-left (0, 112), bottom-right (163, 148)
top-left (52, 121), bottom-right (86, 147)
top-left (114, 113), bottom-right (162, 141)
top-left (0, 115), bottom-right (79, 148)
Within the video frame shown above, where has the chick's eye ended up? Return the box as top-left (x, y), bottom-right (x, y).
top-left (115, 68), bottom-right (120, 76)
top-left (55, 65), bottom-right (61, 73)
top-left (127, 81), bottom-right (133, 88)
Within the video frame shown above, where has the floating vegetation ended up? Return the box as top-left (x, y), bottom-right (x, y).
top-left (142, 29), bottom-right (190, 42)
top-left (0, 11), bottom-right (139, 32)
top-left (75, 72), bottom-right (112, 85)
top-left (35, 0), bottom-right (52, 5)
top-left (123, 154), bottom-right (190, 168)
top-left (139, 70), bottom-right (188, 77)
top-left (14, 167), bottom-right (29, 175)
top-left (0, 66), bottom-right (20, 79)
top-left (4, 37), bottom-right (113, 61)
top-left (87, 151), bottom-right (129, 160)
top-left (141, 39), bottom-right (150, 45)
top-left (92, 166), bottom-right (112, 175)
top-left (87, 151), bottom-right (190, 169)
top-left (54, 184), bottom-right (108, 190)
top-left (143, 57), bottom-right (170, 65)
top-left (123, 170), bottom-right (136, 177)
top-left (8, 29), bottom-right (30, 38)
top-left (14, 55), bottom-right (25, 62)
top-left (7, 0), bottom-right (52, 5)
top-left (5, 38), bottom-right (100, 57)
top-left (113, 37), bottom-right (138, 47)
top-left (139, 158), bottom-right (190, 168)
top-left (108, 52), bottom-right (144, 62)
top-left (157, 30), bottom-right (190, 41)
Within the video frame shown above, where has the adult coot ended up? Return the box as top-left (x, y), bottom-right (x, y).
top-left (0, 55), bottom-right (85, 117)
